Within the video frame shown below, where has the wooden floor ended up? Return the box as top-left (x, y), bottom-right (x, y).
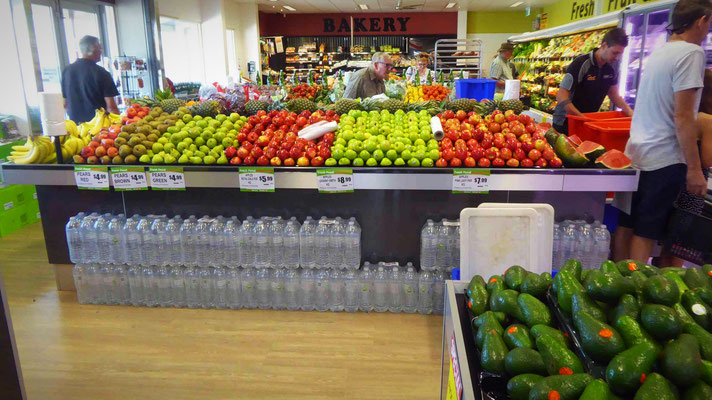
top-left (0, 223), bottom-right (444, 399)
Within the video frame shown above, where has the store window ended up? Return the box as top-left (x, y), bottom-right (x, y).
top-left (159, 17), bottom-right (205, 83)
top-left (63, 8), bottom-right (101, 63)
top-left (31, 3), bottom-right (62, 93)
top-left (226, 29), bottom-right (238, 79)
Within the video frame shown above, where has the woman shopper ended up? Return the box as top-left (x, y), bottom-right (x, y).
top-left (405, 53), bottom-right (435, 84)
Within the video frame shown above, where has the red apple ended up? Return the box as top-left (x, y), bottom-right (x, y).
top-left (550, 157), bottom-right (563, 168)
top-left (242, 141), bottom-right (253, 151)
top-left (225, 146), bottom-right (237, 158)
top-left (464, 157), bottom-right (476, 167)
top-left (442, 148), bottom-right (455, 161)
top-left (243, 155), bottom-right (255, 165)
top-left (310, 156), bottom-right (324, 166)
top-left (533, 139), bottom-right (547, 152)
top-left (247, 132), bottom-right (259, 143)
top-left (229, 156), bottom-right (242, 165)
top-left (521, 141), bottom-right (534, 153)
top-left (277, 149), bottom-right (289, 160)
top-left (319, 147), bottom-right (331, 159)
top-left (256, 155), bottom-right (270, 166)
top-left (305, 147), bottom-right (317, 159)
top-left (250, 147), bottom-right (263, 159)
top-left (270, 157), bottom-right (282, 166)
top-left (484, 147), bottom-right (498, 160)
top-left (506, 158), bottom-right (520, 167)
top-left (436, 158), bottom-right (448, 167)
top-left (493, 137), bottom-right (506, 149)
top-left (492, 158), bottom-right (505, 167)
top-left (297, 156), bottom-right (310, 166)
top-left (471, 147), bottom-right (485, 161)
top-left (521, 158), bottom-right (534, 168)
top-left (477, 158), bottom-right (491, 167)
top-left (535, 158), bottom-right (548, 168)
top-left (514, 148), bottom-right (527, 161)
top-left (284, 158), bottom-right (295, 166)
top-left (488, 122), bottom-right (501, 133)
top-left (542, 148), bottom-right (556, 161)
top-left (494, 114), bottom-right (506, 124)
top-left (499, 148), bottom-right (513, 160)
top-left (528, 149), bottom-right (542, 161)
top-left (450, 158), bottom-right (462, 167)
top-left (454, 147), bottom-right (467, 161)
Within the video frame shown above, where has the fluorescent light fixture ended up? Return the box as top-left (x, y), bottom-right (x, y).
top-left (446, 2), bottom-right (456, 8)
top-left (510, 1), bottom-right (523, 6)
top-left (283, 5), bottom-right (296, 11)
top-left (269, 0), bottom-right (278, 2)
top-left (359, 4), bottom-right (369, 9)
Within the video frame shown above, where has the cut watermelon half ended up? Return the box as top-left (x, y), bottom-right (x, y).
top-left (567, 134), bottom-right (583, 147)
top-left (578, 141), bottom-right (606, 161)
top-left (595, 149), bottom-right (631, 169)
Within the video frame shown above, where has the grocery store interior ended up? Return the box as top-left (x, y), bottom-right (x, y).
top-left (1, 0), bottom-right (712, 399)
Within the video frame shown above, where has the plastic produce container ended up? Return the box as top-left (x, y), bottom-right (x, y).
top-left (567, 111), bottom-right (630, 138)
top-left (664, 204), bottom-right (712, 265)
top-left (455, 79), bottom-right (497, 101)
top-left (581, 120), bottom-right (631, 152)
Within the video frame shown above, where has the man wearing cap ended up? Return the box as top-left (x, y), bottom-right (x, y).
top-left (343, 52), bottom-right (393, 99)
top-left (613, 0), bottom-right (711, 265)
top-left (552, 28), bottom-right (633, 134)
top-left (489, 43), bottom-right (517, 89)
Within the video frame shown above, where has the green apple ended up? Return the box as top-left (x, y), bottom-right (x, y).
top-left (230, 113), bottom-right (240, 122)
top-left (358, 150), bottom-right (371, 161)
top-left (353, 158), bottom-right (365, 167)
top-left (332, 148), bottom-right (345, 160)
top-left (394, 158), bottom-right (406, 166)
top-left (428, 149), bottom-right (441, 161)
top-left (373, 149), bottom-right (385, 161)
top-left (325, 158), bottom-right (337, 167)
top-left (182, 114), bottom-right (192, 123)
top-left (386, 149), bottom-right (398, 161)
top-left (196, 120), bottom-right (208, 129)
top-left (414, 138), bottom-right (426, 147)
top-left (348, 140), bottom-right (364, 153)
top-left (338, 157), bottom-right (351, 166)
top-left (379, 140), bottom-right (391, 152)
top-left (341, 130), bottom-right (354, 142)
top-left (392, 142), bottom-right (406, 153)
top-left (366, 158), bottom-right (378, 167)
top-left (364, 140), bottom-right (378, 153)
top-left (344, 149), bottom-right (358, 161)
top-left (414, 150), bottom-right (426, 161)
top-left (401, 149), bottom-right (413, 161)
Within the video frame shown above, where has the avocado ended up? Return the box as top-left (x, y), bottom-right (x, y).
top-left (531, 324), bottom-right (569, 348)
top-left (694, 287), bottom-right (712, 306)
top-left (504, 324), bottom-right (535, 349)
top-left (579, 379), bottom-right (616, 400)
top-left (504, 347), bottom-right (547, 376)
top-left (615, 315), bottom-right (659, 349)
top-left (571, 291), bottom-right (607, 322)
top-left (640, 304), bottom-right (683, 342)
top-left (473, 311), bottom-right (507, 327)
top-left (481, 330), bottom-right (508, 374)
top-left (490, 289), bottom-right (524, 320)
top-left (616, 259), bottom-right (645, 276)
top-left (487, 275), bottom-right (505, 293)
top-left (528, 373), bottom-right (593, 400)
top-left (606, 342), bottom-right (660, 395)
top-left (475, 312), bottom-right (504, 349)
top-left (643, 275), bottom-right (681, 307)
top-left (556, 270), bottom-right (585, 314)
top-left (683, 381), bottom-right (712, 400)
top-left (660, 333), bottom-right (702, 387)
top-left (600, 260), bottom-right (621, 275)
top-left (506, 373), bottom-right (544, 400)
top-left (505, 265), bottom-right (528, 291)
top-left (467, 275), bottom-right (486, 298)
top-left (536, 334), bottom-right (585, 376)
top-left (681, 290), bottom-right (712, 330)
top-left (584, 270), bottom-right (635, 304)
top-left (684, 268), bottom-right (711, 291)
top-left (573, 310), bottom-right (626, 363)
top-left (561, 259), bottom-right (583, 282)
top-left (683, 321), bottom-right (712, 361)
top-left (701, 359), bottom-right (712, 386)
top-left (521, 273), bottom-right (549, 299)
top-left (518, 293), bottom-right (553, 327)
top-left (609, 294), bottom-right (641, 327)
top-left (633, 373), bottom-right (679, 400)
top-left (466, 275), bottom-right (489, 316)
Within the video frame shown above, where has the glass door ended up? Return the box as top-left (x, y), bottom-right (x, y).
top-left (618, 13), bottom-right (644, 108)
top-left (30, 2), bottom-right (63, 93)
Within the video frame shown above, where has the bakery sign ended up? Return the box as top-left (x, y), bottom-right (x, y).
top-left (259, 12), bottom-right (458, 36)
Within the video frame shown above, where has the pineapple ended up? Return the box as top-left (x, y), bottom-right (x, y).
top-left (286, 98), bottom-right (317, 113)
top-left (245, 100), bottom-right (268, 115)
top-left (475, 100), bottom-right (498, 116)
top-left (380, 99), bottom-right (404, 113)
top-left (188, 100), bottom-right (221, 118)
top-left (448, 98), bottom-right (474, 112)
top-left (498, 99), bottom-right (524, 114)
top-left (334, 98), bottom-right (359, 115)
top-left (159, 98), bottom-right (185, 114)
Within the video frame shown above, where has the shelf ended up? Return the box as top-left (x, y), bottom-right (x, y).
top-left (1, 164), bottom-right (640, 192)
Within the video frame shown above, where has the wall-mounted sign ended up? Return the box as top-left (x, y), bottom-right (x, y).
top-left (605, 0), bottom-right (659, 13)
top-left (570, 0), bottom-right (596, 21)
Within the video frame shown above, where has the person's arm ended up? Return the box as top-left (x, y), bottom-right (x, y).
top-left (490, 59), bottom-right (506, 87)
top-left (674, 88), bottom-right (707, 197)
top-left (556, 69), bottom-right (583, 117)
top-left (104, 97), bottom-right (119, 115)
top-left (607, 85), bottom-right (633, 116)
top-left (100, 69), bottom-right (120, 114)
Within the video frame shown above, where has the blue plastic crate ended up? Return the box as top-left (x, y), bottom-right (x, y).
top-left (455, 79), bottom-right (497, 101)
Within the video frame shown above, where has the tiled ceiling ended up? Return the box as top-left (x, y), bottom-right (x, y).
top-left (245, 0), bottom-right (559, 13)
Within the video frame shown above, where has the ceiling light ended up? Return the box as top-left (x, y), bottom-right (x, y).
top-left (446, 2), bottom-right (456, 8)
top-left (269, 0), bottom-right (278, 2)
top-left (359, 4), bottom-right (368, 10)
top-left (283, 5), bottom-right (296, 11)
top-left (510, 1), bottom-right (523, 7)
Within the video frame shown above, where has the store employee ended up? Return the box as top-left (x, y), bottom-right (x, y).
top-left (343, 52), bottom-right (392, 99)
top-left (552, 28), bottom-right (633, 134)
top-left (490, 42), bottom-right (517, 89)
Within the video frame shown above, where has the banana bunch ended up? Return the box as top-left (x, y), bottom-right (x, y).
top-left (8, 136), bottom-right (56, 164)
top-left (76, 109), bottom-right (120, 139)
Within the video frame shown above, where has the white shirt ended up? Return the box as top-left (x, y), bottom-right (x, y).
top-left (625, 41), bottom-right (705, 171)
top-left (406, 66), bottom-right (435, 83)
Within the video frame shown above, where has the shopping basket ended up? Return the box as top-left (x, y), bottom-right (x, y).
top-left (664, 203), bottom-right (712, 265)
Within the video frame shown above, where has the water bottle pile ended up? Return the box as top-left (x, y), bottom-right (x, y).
top-left (552, 220), bottom-right (611, 271)
top-left (419, 218), bottom-right (460, 272)
top-left (66, 212), bottom-right (444, 314)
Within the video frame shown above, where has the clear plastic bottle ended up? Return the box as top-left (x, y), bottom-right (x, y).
top-left (435, 219), bottom-right (451, 270)
top-left (66, 213), bottom-right (85, 264)
top-left (209, 216), bottom-right (227, 267)
top-left (373, 264), bottom-right (389, 312)
top-left (213, 266), bottom-right (228, 309)
top-left (95, 214), bottom-right (113, 264)
top-left (578, 223), bottom-right (594, 269)
top-left (300, 268), bottom-right (316, 311)
top-left (156, 264), bottom-right (171, 307)
top-left (418, 269), bottom-right (434, 315)
top-left (593, 225), bottom-right (612, 269)
top-left (223, 218), bottom-right (240, 268)
top-left (239, 216), bottom-right (255, 268)
top-left (127, 264), bottom-right (144, 306)
top-left (241, 267), bottom-right (257, 309)
top-left (452, 223), bottom-right (461, 270)
top-left (199, 267), bottom-right (214, 309)
top-left (342, 269), bottom-right (360, 312)
top-left (359, 262), bottom-right (374, 312)
top-left (443, 220), bottom-right (458, 271)
top-left (329, 217), bottom-right (345, 269)
top-left (552, 223), bottom-right (561, 271)
top-left (270, 219), bottom-right (284, 268)
top-left (344, 218), bottom-right (361, 270)
top-left (284, 268), bottom-right (300, 311)
top-left (99, 263), bottom-right (115, 305)
top-left (165, 216), bottom-right (183, 267)
top-left (142, 264), bottom-right (158, 307)
top-left (150, 217), bottom-right (168, 267)
top-left (314, 268), bottom-right (330, 311)
top-left (79, 213), bottom-right (100, 264)
top-left (169, 265), bottom-right (186, 308)
top-left (226, 267), bottom-right (241, 309)
top-left (253, 220), bottom-right (270, 269)
top-left (329, 268), bottom-right (344, 312)
top-left (184, 265), bottom-right (201, 309)
top-left (180, 215), bottom-right (198, 267)
top-left (255, 267), bottom-right (271, 310)
top-left (314, 218), bottom-right (331, 269)
top-left (113, 264), bottom-right (130, 305)
top-left (271, 268), bottom-right (286, 310)
top-left (195, 216), bottom-right (213, 267)
top-left (560, 223), bottom-right (577, 268)
top-left (387, 262), bottom-right (403, 313)
top-left (402, 263), bottom-right (419, 313)
top-left (283, 217), bottom-right (301, 269)
top-left (73, 264), bottom-right (89, 304)
top-left (84, 263), bottom-right (101, 304)
top-left (136, 216), bottom-right (154, 266)
top-left (106, 215), bottom-right (125, 264)
top-left (420, 219), bottom-right (437, 271)
top-left (433, 270), bottom-right (445, 315)
top-left (299, 217), bottom-right (316, 268)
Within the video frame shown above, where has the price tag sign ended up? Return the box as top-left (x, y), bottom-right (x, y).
top-left (316, 168), bottom-right (354, 193)
top-left (74, 166), bottom-right (109, 190)
top-left (148, 167), bottom-right (186, 190)
top-left (452, 169), bottom-right (490, 194)
top-left (111, 167), bottom-right (148, 191)
top-left (239, 167), bottom-right (275, 192)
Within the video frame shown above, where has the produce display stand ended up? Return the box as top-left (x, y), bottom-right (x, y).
top-left (440, 280), bottom-right (476, 400)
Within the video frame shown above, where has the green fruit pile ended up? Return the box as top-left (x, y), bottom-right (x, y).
top-left (329, 109), bottom-right (439, 167)
top-left (159, 112), bottom-right (246, 165)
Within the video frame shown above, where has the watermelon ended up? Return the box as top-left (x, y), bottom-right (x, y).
top-left (578, 141), bottom-right (606, 161)
top-left (595, 149), bottom-right (631, 169)
top-left (555, 134), bottom-right (589, 167)
top-left (568, 135), bottom-right (583, 147)
top-left (544, 128), bottom-right (560, 147)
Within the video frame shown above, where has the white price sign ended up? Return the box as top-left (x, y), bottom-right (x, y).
top-left (74, 166), bottom-right (109, 190)
top-left (452, 169), bottom-right (490, 194)
top-left (239, 167), bottom-right (275, 192)
top-left (316, 168), bottom-right (354, 193)
top-left (111, 167), bottom-right (148, 191)
top-left (148, 167), bottom-right (186, 190)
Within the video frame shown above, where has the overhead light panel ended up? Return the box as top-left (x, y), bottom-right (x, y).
top-left (269, 0), bottom-right (278, 2)
top-left (510, 1), bottom-right (523, 6)
top-left (359, 4), bottom-right (368, 9)
top-left (283, 5), bottom-right (296, 11)
top-left (446, 2), bottom-right (456, 8)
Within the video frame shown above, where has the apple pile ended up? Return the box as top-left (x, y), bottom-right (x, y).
top-left (224, 109), bottom-right (339, 167)
top-left (435, 109), bottom-right (562, 168)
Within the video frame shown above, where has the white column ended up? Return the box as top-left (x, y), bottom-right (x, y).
top-left (457, 10), bottom-right (468, 40)
top-left (200, 0), bottom-right (228, 84)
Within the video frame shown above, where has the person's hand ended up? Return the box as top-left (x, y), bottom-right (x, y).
top-left (687, 168), bottom-right (708, 197)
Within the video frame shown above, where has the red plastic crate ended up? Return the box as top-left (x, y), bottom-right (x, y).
top-left (567, 111), bottom-right (630, 137)
top-left (581, 120), bottom-right (631, 152)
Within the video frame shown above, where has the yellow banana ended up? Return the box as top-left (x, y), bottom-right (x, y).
top-left (61, 146), bottom-right (70, 160)
top-left (65, 119), bottom-right (78, 136)
top-left (11, 144), bottom-right (30, 152)
top-left (42, 149), bottom-right (56, 164)
top-left (11, 138), bottom-right (41, 164)
top-left (103, 115), bottom-right (111, 128)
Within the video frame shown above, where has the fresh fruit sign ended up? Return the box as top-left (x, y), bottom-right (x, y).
top-left (316, 168), bottom-right (354, 193)
top-left (74, 166), bottom-right (109, 190)
top-left (452, 169), bottom-right (490, 194)
top-left (111, 167), bottom-right (147, 191)
top-left (239, 167), bottom-right (275, 192)
top-left (148, 167), bottom-right (186, 190)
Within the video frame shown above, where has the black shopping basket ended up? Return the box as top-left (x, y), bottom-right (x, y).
top-left (664, 202), bottom-right (712, 265)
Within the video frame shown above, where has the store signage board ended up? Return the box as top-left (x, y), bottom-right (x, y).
top-left (447, 334), bottom-right (463, 400)
top-left (316, 168), bottom-right (354, 193)
top-left (111, 167), bottom-right (148, 191)
top-left (74, 166), bottom-right (109, 190)
top-left (452, 170), bottom-right (490, 194)
top-left (148, 167), bottom-right (186, 190)
top-left (239, 167), bottom-right (275, 192)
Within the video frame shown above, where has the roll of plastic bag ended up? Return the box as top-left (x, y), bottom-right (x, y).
top-left (298, 121), bottom-right (338, 141)
top-left (503, 80), bottom-right (521, 101)
top-left (430, 116), bottom-right (444, 141)
top-left (39, 92), bottom-right (65, 123)
top-left (42, 120), bottom-right (67, 137)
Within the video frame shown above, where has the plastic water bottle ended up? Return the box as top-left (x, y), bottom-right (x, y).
top-left (593, 225), bottom-right (612, 269)
top-left (73, 264), bottom-right (89, 304)
top-left (552, 223), bottom-right (561, 271)
top-left (123, 215), bottom-right (141, 266)
top-left (209, 217), bottom-right (227, 267)
top-left (420, 219), bottom-right (437, 271)
top-left (241, 267), bottom-right (257, 309)
top-left (387, 262), bottom-right (403, 313)
top-left (314, 218), bottom-right (331, 269)
top-left (156, 264), bottom-right (171, 307)
top-left (271, 268), bottom-right (286, 310)
top-left (253, 220), bottom-right (270, 269)
top-left (213, 266), bottom-right (228, 309)
top-left (560, 223), bottom-right (577, 268)
top-left (418, 269), bottom-right (434, 314)
top-left (300, 268), bottom-right (316, 311)
top-left (165, 217), bottom-right (183, 267)
top-left (226, 267), bottom-right (241, 309)
top-left (299, 217), bottom-right (316, 268)
top-left (330, 218), bottom-right (345, 269)
top-left (344, 218), bottom-right (361, 270)
top-left (84, 263), bottom-right (100, 304)
top-left (94, 214), bottom-right (112, 263)
top-left (136, 216), bottom-right (155, 266)
top-left (180, 216), bottom-right (198, 266)
top-left (359, 262), bottom-right (374, 312)
top-left (199, 267), bottom-right (213, 309)
top-left (270, 219), bottom-right (284, 268)
top-left (113, 264), bottom-right (130, 305)
top-left (66, 215), bottom-right (84, 264)
top-left (184, 265), bottom-right (200, 309)
top-left (223, 218), bottom-right (240, 268)
top-left (142, 264), bottom-right (158, 307)
top-left (314, 268), bottom-right (330, 311)
top-left (256, 267), bottom-right (271, 310)
top-left (578, 224), bottom-right (594, 269)
top-left (329, 268), bottom-right (344, 312)
top-left (452, 223), bottom-right (461, 270)
top-left (96, 263), bottom-right (112, 305)
top-left (128, 264), bottom-right (144, 306)
top-left (284, 268), bottom-right (300, 311)
top-left (283, 218), bottom-right (301, 269)
top-left (342, 269), bottom-right (360, 312)
top-left (169, 265), bottom-right (186, 308)
top-left (433, 270), bottom-right (445, 314)
top-left (435, 220), bottom-right (451, 270)
top-left (79, 213), bottom-right (100, 264)
top-left (195, 217), bottom-right (213, 266)
top-left (105, 216), bottom-right (124, 264)
top-left (373, 265), bottom-right (389, 312)
top-left (239, 216), bottom-right (255, 268)
top-left (402, 263), bottom-right (418, 313)
top-left (151, 217), bottom-right (168, 267)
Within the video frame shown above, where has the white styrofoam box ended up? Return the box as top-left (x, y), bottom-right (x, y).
top-left (478, 203), bottom-right (554, 273)
top-left (459, 207), bottom-right (540, 282)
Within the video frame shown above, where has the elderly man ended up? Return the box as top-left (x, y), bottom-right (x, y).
top-left (489, 42), bottom-right (517, 89)
top-left (61, 35), bottom-right (119, 123)
top-left (343, 52), bottom-right (393, 99)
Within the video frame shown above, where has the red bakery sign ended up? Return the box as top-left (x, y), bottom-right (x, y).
top-left (259, 12), bottom-right (458, 36)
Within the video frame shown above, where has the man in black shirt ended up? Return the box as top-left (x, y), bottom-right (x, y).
top-left (552, 28), bottom-right (633, 134)
top-left (61, 35), bottom-right (119, 123)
